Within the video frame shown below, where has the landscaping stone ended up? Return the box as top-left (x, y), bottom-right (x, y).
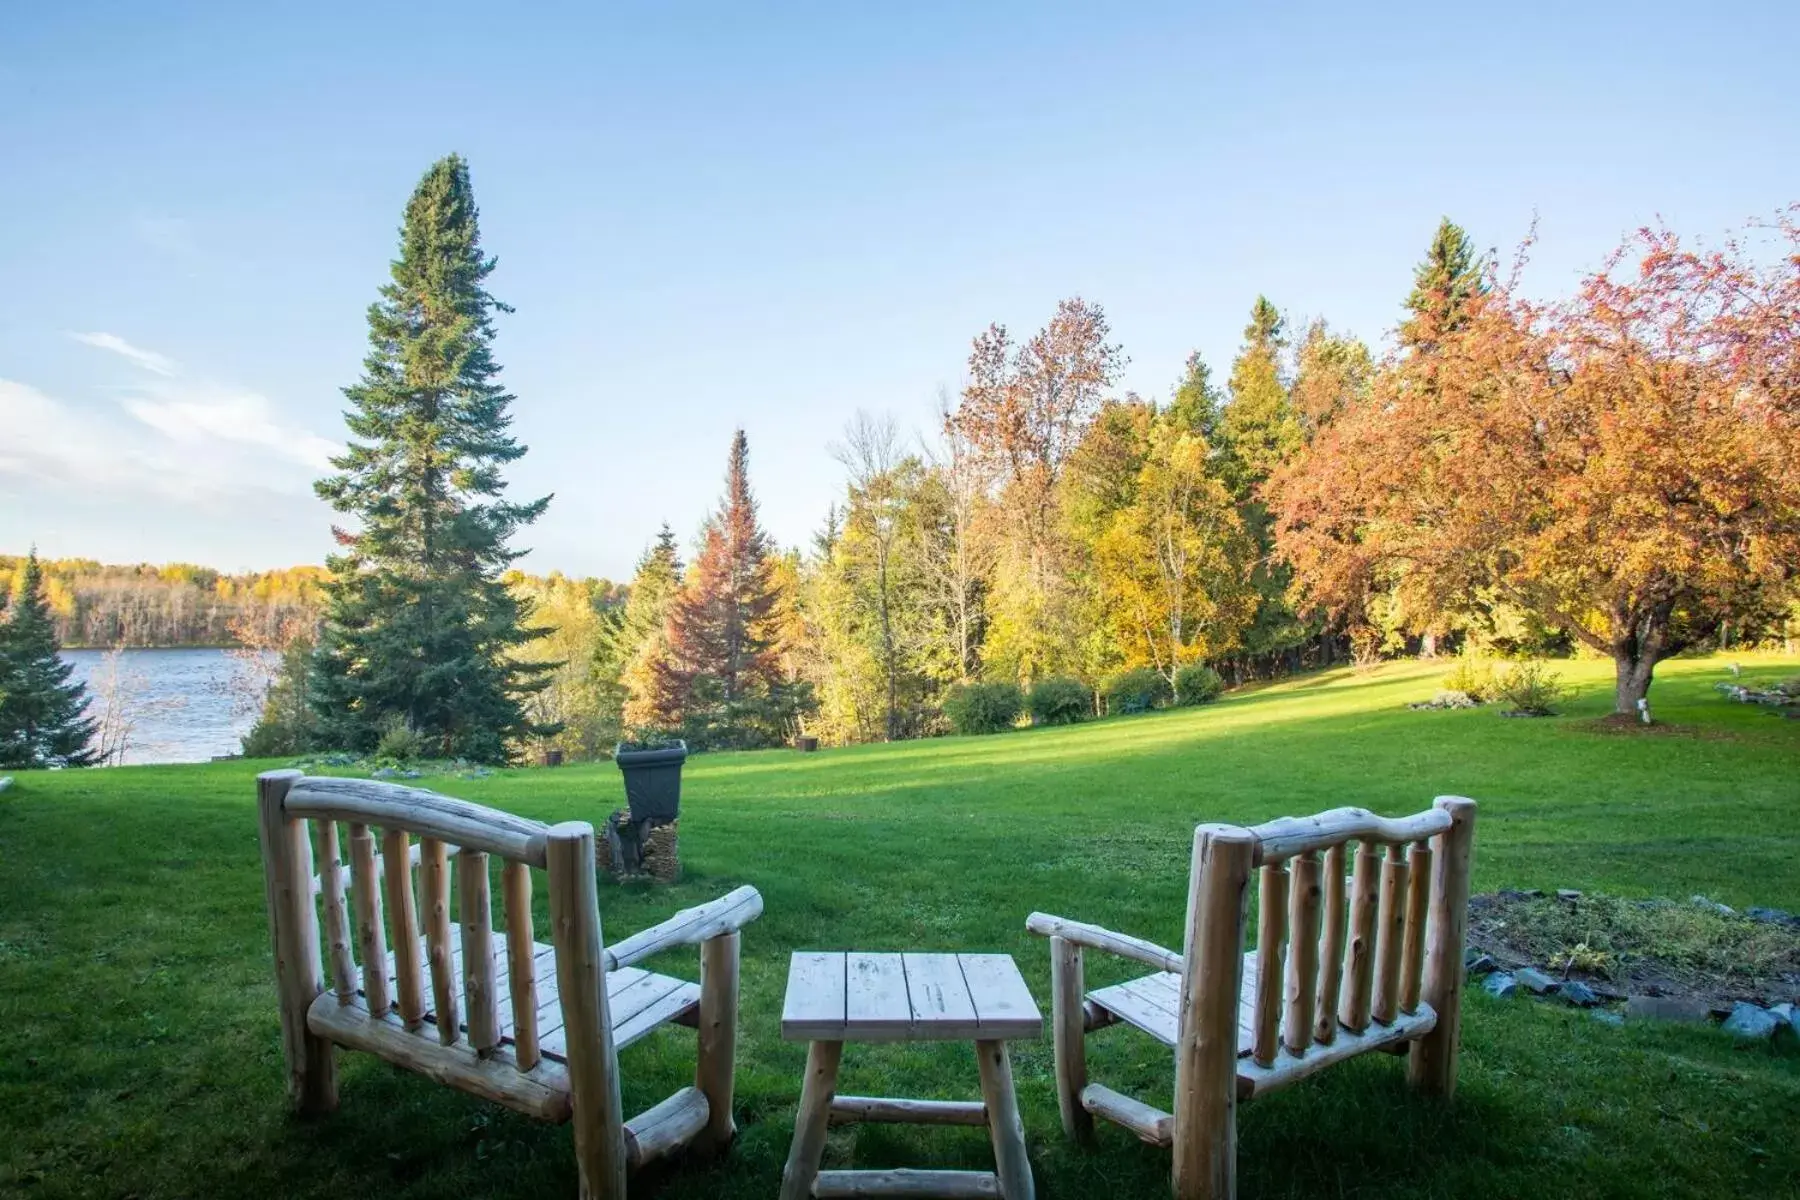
top-left (1560, 981), bottom-right (1601, 1007)
top-left (1483, 972), bottom-right (1518, 998)
top-left (1556, 889), bottom-right (1583, 903)
top-left (1627, 994), bottom-right (1712, 1024)
top-left (1591, 1010), bottom-right (1625, 1027)
top-left (1465, 953), bottom-right (1498, 977)
top-left (1515, 967), bottom-right (1560, 995)
top-left (1690, 894), bottom-right (1736, 916)
top-left (1768, 1003), bottom-right (1794, 1029)
top-left (1498, 888), bottom-right (1544, 902)
top-left (1745, 906), bottom-right (1798, 927)
top-left (1721, 1002), bottom-right (1781, 1041)
top-left (0, 776), bottom-right (11, 795)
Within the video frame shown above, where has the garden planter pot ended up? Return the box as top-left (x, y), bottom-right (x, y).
top-left (538, 747), bottom-right (564, 767)
top-left (614, 742), bottom-right (687, 823)
top-left (797, 736), bottom-right (820, 752)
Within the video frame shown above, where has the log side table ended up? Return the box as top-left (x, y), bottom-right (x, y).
top-left (779, 951), bottom-right (1042, 1200)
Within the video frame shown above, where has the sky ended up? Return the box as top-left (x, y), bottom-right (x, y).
top-left (3, 1), bottom-right (1797, 580)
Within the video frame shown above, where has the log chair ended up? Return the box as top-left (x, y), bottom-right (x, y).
top-left (257, 770), bottom-right (762, 1198)
top-left (1026, 796), bottom-right (1477, 1200)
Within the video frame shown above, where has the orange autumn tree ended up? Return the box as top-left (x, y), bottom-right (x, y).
top-left (1271, 217), bottom-right (1800, 714)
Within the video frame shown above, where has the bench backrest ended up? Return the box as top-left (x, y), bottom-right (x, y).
top-left (258, 769), bottom-right (620, 1125)
top-left (1177, 796), bottom-right (1477, 1078)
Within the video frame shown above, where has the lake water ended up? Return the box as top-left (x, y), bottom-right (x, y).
top-left (61, 647), bottom-right (268, 766)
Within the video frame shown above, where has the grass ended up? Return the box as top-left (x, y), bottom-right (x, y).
top-left (1, 652), bottom-right (1797, 1199)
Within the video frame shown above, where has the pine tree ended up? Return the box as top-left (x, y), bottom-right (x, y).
top-left (611, 524), bottom-right (685, 731)
top-left (0, 550), bottom-right (98, 768)
top-left (1166, 351), bottom-right (1223, 440)
top-left (311, 154), bottom-right (553, 763)
top-left (650, 430), bottom-right (810, 747)
top-left (1401, 217), bottom-right (1487, 351)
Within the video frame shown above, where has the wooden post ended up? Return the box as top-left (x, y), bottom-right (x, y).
top-left (1371, 843), bottom-right (1409, 1025)
top-left (1313, 843), bottom-right (1346, 1045)
top-left (694, 931), bottom-right (741, 1152)
top-left (976, 1040), bottom-right (1035, 1200)
top-left (349, 823), bottom-right (389, 1016)
top-left (546, 822), bottom-right (627, 1200)
top-left (503, 860), bottom-right (539, 1069)
top-left (1252, 862), bottom-right (1288, 1068)
top-left (1172, 824), bottom-right (1254, 1200)
top-left (256, 770), bottom-right (337, 1115)
top-left (315, 818), bottom-right (358, 1003)
top-left (1399, 843), bottom-right (1433, 1014)
top-left (383, 827), bottom-right (425, 1031)
top-left (1409, 797), bottom-right (1477, 1097)
top-left (779, 1039), bottom-right (844, 1200)
top-left (460, 850), bottom-right (501, 1053)
top-left (420, 837), bottom-right (460, 1044)
top-left (1338, 842), bottom-right (1381, 1034)
top-left (1049, 935), bottom-right (1092, 1141)
top-left (1284, 852), bottom-right (1322, 1056)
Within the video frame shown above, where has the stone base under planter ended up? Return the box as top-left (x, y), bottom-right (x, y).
top-left (595, 810), bottom-right (680, 883)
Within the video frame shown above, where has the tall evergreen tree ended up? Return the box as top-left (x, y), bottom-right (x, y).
top-left (1166, 351), bottom-right (1224, 441)
top-left (612, 524), bottom-right (685, 731)
top-left (311, 154), bottom-right (553, 763)
top-left (0, 550), bottom-right (98, 768)
top-left (649, 430), bottom-right (810, 747)
top-left (1401, 217), bottom-right (1487, 351)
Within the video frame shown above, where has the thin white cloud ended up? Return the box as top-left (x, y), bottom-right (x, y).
top-left (0, 376), bottom-right (341, 503)
top-left (69, 331), bottom-right (180, 377)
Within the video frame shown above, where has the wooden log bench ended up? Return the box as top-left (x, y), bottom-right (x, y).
top-left (1026, 796), bottom-right (1477, 1200)
top-left (257, 770), bottom-right (763, 1197)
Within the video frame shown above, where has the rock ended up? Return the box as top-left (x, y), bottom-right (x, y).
top-left (1514, 967), bottom-right (1560, 995)
top-left (1464, 953), bottom-right (1498, 977)
top-left (1498, 888), bottom-right (1544, 902)
top-left (1690, 894), bottom-right (1736, 916)
top-left (401, 769), bottom-right (422, 779)
top-left (1627, 994), bottom-right (1713, 1024)
top-left (1483, 973), bottom-right (1518, 998)
top-left (1560, 981), bottom-right (1601, 1007)
top-left (1590, 1010), bottom-right (1625, 1027)
top-left (1556, 889), bottom-right (1583, 903)
top-left (1721, 1002), bottom-right (1781, 1041)
top-left (1767, 1003), bottom-right (1794, 1029)
top-left (1746, 906), bottom-right (1798, 927)
top-left (371, 766), bottom-right (398, 779)
top-left (0, 776), bottom-right (12, 795)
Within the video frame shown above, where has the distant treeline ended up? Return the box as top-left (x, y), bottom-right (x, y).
top-left (0, 557), bottom-right (327, 648)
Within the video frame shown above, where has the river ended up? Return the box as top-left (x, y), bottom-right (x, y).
top-left (61, 647), bottom-right (269, 766)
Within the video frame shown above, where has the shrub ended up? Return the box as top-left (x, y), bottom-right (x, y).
top-left (1027, 676), bottom-right (1091, 726)
top-left (375, 716), bottom-right (424, 761)
top-left (943, 681), bottom-right (1025, 735)
top-left (1495, 660), bottom-right (1569, 716)
top-left (1104, 667), bottom-right (1171, 715)
top-left (1172, 663), bottom-right (1225, 706)
top-left (1441, 655), bottom-right (1498, 702)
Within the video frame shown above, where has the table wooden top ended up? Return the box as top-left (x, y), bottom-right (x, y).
top-left (780, 951), bottom-right (1042, 1043)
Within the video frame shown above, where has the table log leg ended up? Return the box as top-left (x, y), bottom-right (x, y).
top-left (976, 1040), bottom-right (1034, 1200)
top-left (780, 1039), bottom-right (844, 1200)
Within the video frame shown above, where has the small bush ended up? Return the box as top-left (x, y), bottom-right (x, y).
top-left (1495, 660), bottom-right (1569, 716)
top-left (943, 681), bottom-right (1025, 735)
top-left (375, 716), bottom-right (424, 761)
top-left (1104, 667), bottom-right (1171, 715)
top-left (1027, 676), bottom-right (1091, 726)
top-left (1441, 656), bottom-right (1498, 702)
top-left (1172, 663), bottom-right (1225, 706)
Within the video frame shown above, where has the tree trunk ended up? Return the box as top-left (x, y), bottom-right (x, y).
top-left (1612, 653), bottom-right (1657, 717)
top-left (1609, 600), bottom-right (1673, 717)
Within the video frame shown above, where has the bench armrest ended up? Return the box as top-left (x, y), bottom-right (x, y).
top-left (605, 885), bottom-right (764, 971)
top-left (1025, 911), bottom-right (1183, 974)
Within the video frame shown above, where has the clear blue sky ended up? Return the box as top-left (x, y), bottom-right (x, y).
top-left (4, 1), bottom-right (1796, 579)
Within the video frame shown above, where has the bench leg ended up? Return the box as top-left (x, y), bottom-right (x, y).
top-left (780, 1039), bottom-right (843, 1200)
top-left (1048, 936), bottom-right (1092, 1142)
top-left (976, 1040), bottom-right (1034, 1200)
top-left (257, 770), bottom-right (338, 1116)
top-left (694, 931), bottom-right (740, 1153)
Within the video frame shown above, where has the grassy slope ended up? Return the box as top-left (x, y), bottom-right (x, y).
top-left (1, 654), bottom-right (1796, 1199)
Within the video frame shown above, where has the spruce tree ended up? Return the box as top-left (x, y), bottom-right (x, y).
top-left (608, 524), bottom-right (685, 730)
top-left (1401, 217), bottom-right (1487, 351)
top-left (311, 154), bottom-right (553, 763)
top-left (649, 430), bottom-right (810, 747)
top-left (0, 551), bottom-right (98, 768)
top-left (1166, 351), bottom-right (1223, 441)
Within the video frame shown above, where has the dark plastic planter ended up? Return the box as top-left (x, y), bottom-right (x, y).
top-left (614, 742), bottom-right (687, 823)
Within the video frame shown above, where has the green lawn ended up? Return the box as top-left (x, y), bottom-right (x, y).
top-left (2, 653), bottom-right (1797, 1199)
